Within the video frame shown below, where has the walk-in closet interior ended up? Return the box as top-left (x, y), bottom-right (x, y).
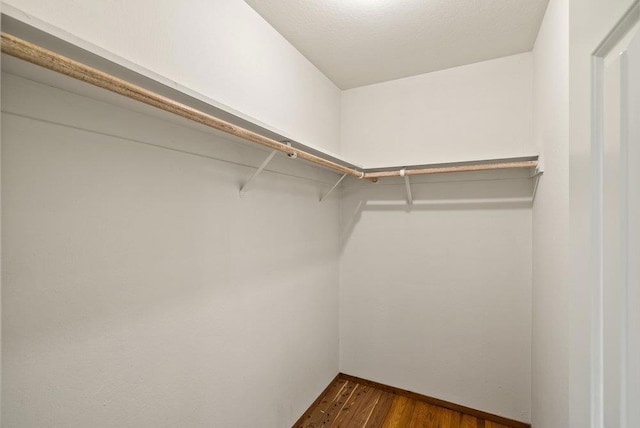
top-left (1, 1), bottom-right (639, 427)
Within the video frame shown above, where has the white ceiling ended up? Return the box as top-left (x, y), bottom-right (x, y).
top-left (244, 0), bottom-right (549, 89)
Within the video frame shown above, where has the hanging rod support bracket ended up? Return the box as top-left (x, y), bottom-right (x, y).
top-left (320, 173), bottom-right (347, 203)
top-left (400, 168), bottom-right (413, 205)
top-left (239, 150), bottom-right (278, 197)
top-left (531, 168), bottom-right (543, 202)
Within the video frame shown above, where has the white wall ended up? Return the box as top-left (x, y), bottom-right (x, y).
top-left (1, 70), bottom-right (340, 428)
top-left (1, 0), bottom-right (342, 155)
top-left (340, 53), bottom-right (533, 168)
top-left (339, 173), bottom-right (533, 422)
top-left (531, 1), bottom-right (570, 427)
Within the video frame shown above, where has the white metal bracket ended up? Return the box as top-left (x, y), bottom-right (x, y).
top-left (530, 154), bottom-right (544, 202)
top-left (400, 169), bottom-right (413, 205)
top-left (239, 150), bottom-right (277, 197)
top-left (320, 173), bottom-right (347, 202)
top-left (531, 169), bottom-right (543, 202)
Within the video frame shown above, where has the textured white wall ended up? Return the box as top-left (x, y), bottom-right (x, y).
top-left (531, 1), bottom-right (570, 428)
top-left (339, 174), bottom-right (533, 422)
top-left (1, 71), bottom-right (340, 428)
top-left (340, 53), bottom-right (534, 168)
top-left (2, 0), bottom-right (342, 155)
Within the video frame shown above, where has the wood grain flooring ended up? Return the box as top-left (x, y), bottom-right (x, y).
top-left (293, 374), bottom-right (530, 428)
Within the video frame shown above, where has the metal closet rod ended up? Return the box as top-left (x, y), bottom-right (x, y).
top-left (1, 32), bottom-right (538, 180)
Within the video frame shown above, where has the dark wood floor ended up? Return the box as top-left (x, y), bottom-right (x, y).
top-left (294, 374), bottom-right (530, 428)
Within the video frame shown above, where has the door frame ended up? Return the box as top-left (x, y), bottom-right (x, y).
top-left (590, 2), bottom-right (639, 427)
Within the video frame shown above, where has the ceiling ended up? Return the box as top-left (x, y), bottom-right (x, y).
top-left (244, 0), bottom-right (549, 89)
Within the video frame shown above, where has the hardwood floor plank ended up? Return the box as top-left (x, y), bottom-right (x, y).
top-left (485, 422), bottom-right (510, 428)
top-left (460, 414), bottom-right (482, 428)
top-left (409, 401), bottom-right (433, 427)
top-left (332, 384), bottom-right (378, 427)
top-left (350, 389), bottom-right (383, 426)
top-left (322, 381), bottom-right (358, 426)
top-left (335, 384), bottom-right (380, 427)
top-left (329, 383), bottom-right (360, 426)
top-left (327, 383), bottom-right (360, 427)
top-left (409, 402), bottom-right (462, 428)
top-left (382, 395), bottom-right (416, 427)
top-left (433, 404), bottom-right (462, 428)
top-left (364, 391), bottom-right (395, 427)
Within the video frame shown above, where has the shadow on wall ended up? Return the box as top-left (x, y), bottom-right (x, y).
top-left (339, 169), bottom-right (536, 253)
